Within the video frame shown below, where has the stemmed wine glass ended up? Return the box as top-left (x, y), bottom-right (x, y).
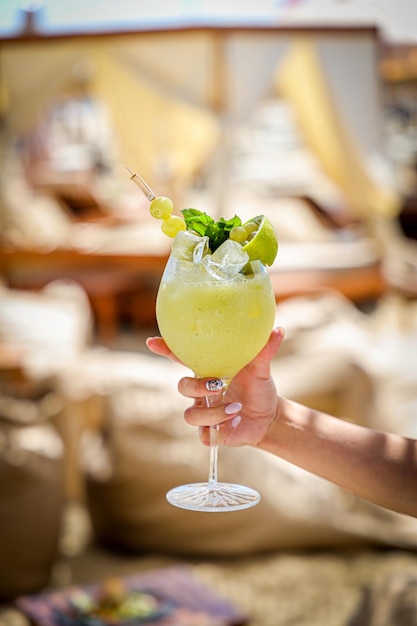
top-left (128, 168), bottom-right (276, 512)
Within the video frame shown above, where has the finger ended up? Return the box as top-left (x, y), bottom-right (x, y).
top-left (199, 420), bottom-right (242, 447)
top-left (146, 336), bottom-right (169, 356)
top-left (184, 403), bottom-right (231, 427)
top-left (248, 327), bottom-right (285, 376)
top-left (178, 376), bottom-right (225, 399)
top-left (258, 327), bottom-right (285, 360)
top-left (146, 337), bottom-right (183, 364)
top-left (198, 425), bottom-right (211, 446)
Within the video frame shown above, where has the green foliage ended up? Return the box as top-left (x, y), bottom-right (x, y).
top-left (181, 209), bottom-right (242, 251)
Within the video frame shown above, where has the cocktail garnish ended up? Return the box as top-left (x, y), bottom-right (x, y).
top-left (126, 166), bottom-right (155, 201)
top-left (127, 166), bottom-right (278, 265)
top-left (181, 208), bottom-right (241, 252)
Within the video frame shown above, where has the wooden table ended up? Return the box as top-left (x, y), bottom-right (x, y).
top-left (0, 247), bottom-right (387, 342)
top-left (0, 247), bottom-right (168, 342)
top-left (270, 263), bottom-right (387, 304)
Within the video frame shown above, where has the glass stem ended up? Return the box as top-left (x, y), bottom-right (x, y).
top-left (208, 424), bottom-right (219, 485)
top-left (205, 379), bottom-right (228, 487)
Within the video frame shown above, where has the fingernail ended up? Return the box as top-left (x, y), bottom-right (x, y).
top-left (231, 415), bottom-right (241, 428)
top-left (225, 402), bottom-right (242, 415)
top-left (206, 378), bottom-right (224, 392)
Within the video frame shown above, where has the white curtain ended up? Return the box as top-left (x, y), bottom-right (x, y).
top-left (0, 27), bottom-right (391, 211)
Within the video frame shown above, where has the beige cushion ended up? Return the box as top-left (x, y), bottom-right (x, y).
top-left (0, 281), bottom-right (92, 365)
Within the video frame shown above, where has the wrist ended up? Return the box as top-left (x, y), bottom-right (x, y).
top-left (257, 395), bottom-right (285, 450)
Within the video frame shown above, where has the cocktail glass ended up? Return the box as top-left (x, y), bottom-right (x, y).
top-left (127, 167), bottom-right (276, 512)
top-left (156, 232), bottom-right (276, 512)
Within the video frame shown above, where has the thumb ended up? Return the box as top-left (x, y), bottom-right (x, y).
top-left (250, 327), bottom-right (285, 376)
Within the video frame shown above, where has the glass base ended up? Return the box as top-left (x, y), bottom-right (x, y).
top-left (166, 482), bottom-right (261, 512)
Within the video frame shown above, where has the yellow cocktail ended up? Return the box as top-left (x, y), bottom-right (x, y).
top-left (156, 260), bottom-right (275, 380)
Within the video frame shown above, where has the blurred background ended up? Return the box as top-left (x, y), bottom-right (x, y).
top-left (1, 1), bottom-right (417, 625)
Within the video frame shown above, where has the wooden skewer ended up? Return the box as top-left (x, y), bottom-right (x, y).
top-left (126, 166), bottom-right (156, 201)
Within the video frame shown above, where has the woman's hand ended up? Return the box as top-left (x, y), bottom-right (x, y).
top-left (146, 327), bottom-right (285, 447)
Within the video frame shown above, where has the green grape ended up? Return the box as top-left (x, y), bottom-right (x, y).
top-left (161, 215), bottom-right (187, 237)
top-left (149, 196), bottom-right (173, 220)
top-left (229, 225), bottom-right (247, 244)
top-left (244, 221), bottom-right (258, 235)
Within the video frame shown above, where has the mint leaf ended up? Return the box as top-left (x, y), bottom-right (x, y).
top-left (181, 209), bottom-right (214, 238)
top-left (181, 209), bottom-right (241, 251)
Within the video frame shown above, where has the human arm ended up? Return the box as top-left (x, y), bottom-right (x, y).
top-left (146, 330), bottom-right (417, 518)
top-left (262, 397), bottom-right (417, 518)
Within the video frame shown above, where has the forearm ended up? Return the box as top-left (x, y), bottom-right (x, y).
top-left (260, 398), bottom-right (417, 517)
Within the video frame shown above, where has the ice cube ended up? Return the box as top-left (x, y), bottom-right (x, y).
top-left (202, 239), bottom-right (249, 279)
top-left (193, 237), bottom-right (209, 264)
top-left (171, 231), bottom-right (208, 262)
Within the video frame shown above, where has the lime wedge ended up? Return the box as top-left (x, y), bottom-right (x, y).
top-left (242, 215), bottom-right (278, 266)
